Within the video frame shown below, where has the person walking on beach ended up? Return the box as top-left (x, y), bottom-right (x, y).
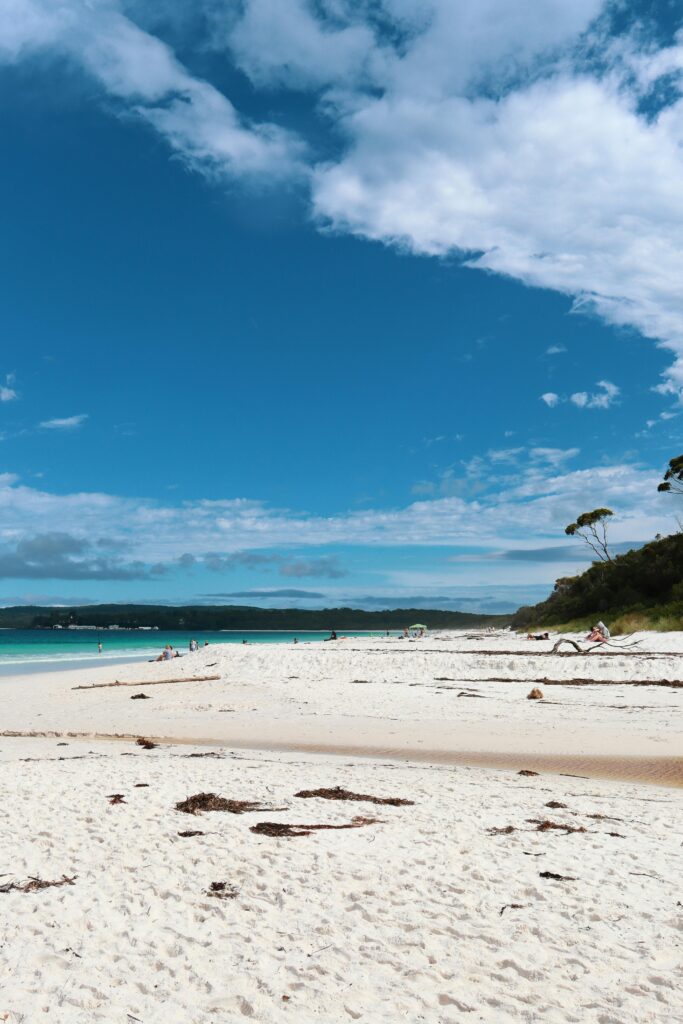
top-left (97, 641), bottom-right (103, 654)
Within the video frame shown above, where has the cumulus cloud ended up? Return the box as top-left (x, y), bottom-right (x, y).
top-left (1, 2), bottom-right (681, 384)
top-left (540, 392), bottom-right (560, 407)
top-left (39, 414), bottom-right (89, 430)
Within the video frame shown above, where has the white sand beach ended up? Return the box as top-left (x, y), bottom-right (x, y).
top-left (1, 631), bottom-right (682, 1022)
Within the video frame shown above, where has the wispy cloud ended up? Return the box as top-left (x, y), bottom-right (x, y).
top-left (569, 380), bottom-right (620, 409)
top-left (0, 449), bottom-right (672, 590)
top-left (542, 381), bottom-right (620, 410)
top-left (546, 345), bottom-right (566, 355)
top-left (40, 414), bottom-right (88, 430)
top-left (0, 374), bottom-right (17, 401)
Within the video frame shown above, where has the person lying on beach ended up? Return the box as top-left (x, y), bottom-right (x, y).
top-left (527, 632), bottom-right (550, 640)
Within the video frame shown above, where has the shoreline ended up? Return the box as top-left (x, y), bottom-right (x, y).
top-left (4, 727), bottom-right (682, 788)
top-left (1, 628), bottom-right (681, 787)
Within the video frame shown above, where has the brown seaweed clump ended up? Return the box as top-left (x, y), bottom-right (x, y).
top-left (175, 792), bottom-right (265, 816)
top-left (527, 688), bottom-right (544, 700)
top-left (529, 819), bottom-right (586, 835)
top-left (136, 737), bottom-right (157, 749)
top-left (251, 816), bottom-right (380, 838)
top-left (178, 830), bottom-right (205, 837)
top-left (294, 786), bottom-right (414, 807)
top-left (130, 693), bottom-right (151, 700)
top-left (0, 875), bottom-right (76, 894)
top-left (107, 793), bottom-right (126, 805)
top-left (518, 769), bottom-right (539, 777)
top-left (207, 881), bottom-right (239, 899)
top-left (488, 825), bottom-right (516, 835)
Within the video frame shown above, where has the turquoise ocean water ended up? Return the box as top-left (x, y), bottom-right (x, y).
top-left (0, 628), bottom-right (387, 673)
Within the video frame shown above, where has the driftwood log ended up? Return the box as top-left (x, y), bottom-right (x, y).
top-left (72, 674), bottom-right (220, 691)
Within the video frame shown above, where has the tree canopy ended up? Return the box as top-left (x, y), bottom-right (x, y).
top-left (658, 454), bottom-right (683, 494)
top-left (565, 508), bottom-right (613, 562)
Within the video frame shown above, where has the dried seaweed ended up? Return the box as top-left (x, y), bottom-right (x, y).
top-left (499, 903), bottom-right (524, 915)
top-left (130, 693), bottom-right (150, 700)
top-left (207, 881), bottom-right (239, 899)
top-left (175, 792), bottom-right (265, 815)
top-left (251, 816), bottom-right (380, 838)
top-left (136, 737), bottom-right (157, 749)
top-left (518, 769), bottom-right (538, 777)
top-left (178, 830), bottom-right (205, 837)
top-left (488, 825), bottom-right (515, 835)
top-left (529, 819), bottom-right (586, 835)
top-left (294, 786), bottom-right (413, 807)
top-left (184, 752), bottom-right (224, 758)
top-left (545, 801), bottom-right (567, 809)
top-left (134, 783), bottom-right (149, 788)
top-left (539, 870), bottom-right (576, 881)
top-left (0, 874), bottom-right (76, 894)
top-left (108, 793), bottom-right (126, 805)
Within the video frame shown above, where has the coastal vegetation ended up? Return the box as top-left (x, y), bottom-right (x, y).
top-left (512, 532), bottom-right (683, 632)
top-left (514, 453), bottom-right (683, 632)
top-left (0, 604), bottom-right (507, 631)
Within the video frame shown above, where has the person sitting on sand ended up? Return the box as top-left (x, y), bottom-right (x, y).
top-left (155, 644), bottom-right (174, 662)
top-left (324, 630), bottom-right (337, 641)
top-left (586, 622), bottom-right (609, 643)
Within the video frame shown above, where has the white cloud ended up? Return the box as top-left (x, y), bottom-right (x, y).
top-left (0, 452), bottom-right (672, 588)
top-left (0, 0), bottom-right (305, 183)
top-left (39, 414), bottom-right (88, 430)
top-left (546, 345), bottom-right (566, 355)
top-left (540, 392), bottom-right (560, 407)
top-left (529, 447), bottom-right (580, 467)
top-left (569, 379), bottom-right (620, 409)
top-left (1, 2), bottom-right (682, 386)
top-left (0, 387), bottom-right (17, 402)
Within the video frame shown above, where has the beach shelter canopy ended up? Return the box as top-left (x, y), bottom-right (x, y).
top-left (409, 623), bottom-right (427, 630)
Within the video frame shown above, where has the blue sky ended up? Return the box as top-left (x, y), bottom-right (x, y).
top-left (0, 0), bottom-right (681, 613)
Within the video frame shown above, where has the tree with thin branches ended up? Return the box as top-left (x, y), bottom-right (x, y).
top-left (565, 508), bottom-right (613, 562)
top-left (657, 454), bottom-right (683, 495)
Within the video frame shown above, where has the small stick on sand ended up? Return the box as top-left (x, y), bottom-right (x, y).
top-left (72, 674), bottom-right (221, 691)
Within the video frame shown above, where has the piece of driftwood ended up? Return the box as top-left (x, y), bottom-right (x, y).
top-left (72, 674), bottom-right (220, 691)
